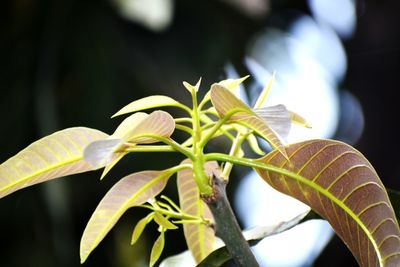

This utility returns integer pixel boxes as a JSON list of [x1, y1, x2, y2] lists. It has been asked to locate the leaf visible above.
[[150, 231, 165, 267], [177, 160, 217, 263], [289, 110, 312, 128], [84, 111, 175, 179], [80, 170, 173, 263], [112, 96, 183, 117], [131, 213, 154, 245], [254, 104, 291, 141], [246, 133, 265, 156], [255, 139, 400, 267], [210, 84, 288, 159], [183, 78, 201, 94], [154, 212, 178, 230], [0, 127, 108, 199]]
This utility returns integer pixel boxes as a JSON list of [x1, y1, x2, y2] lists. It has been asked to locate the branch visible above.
[[202, 174, 260, 267]]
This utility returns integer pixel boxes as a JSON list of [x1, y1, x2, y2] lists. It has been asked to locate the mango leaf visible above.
[[112, 96, 184, 117], [131, 212, 154, 245], [84, 110, 175, 178], [150, 231, 165, 267], [255, 139, 400, 267], [80, 170, 173, 263], [177, 160, 217, 263], [210, 84, 288, 159], [154, 212, 178, 230], [0, 127, 108, 199]]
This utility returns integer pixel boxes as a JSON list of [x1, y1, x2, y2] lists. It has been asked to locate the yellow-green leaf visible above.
[[154, 212, 178, 230], [255, 139, 400, 267], [150, 231, 165, 267], [0, 127, 108, 199], [80, 170, 173, 263], [177, 160, 216, 263], [112, 96, 183, 117], [131, 213, 154, 245]]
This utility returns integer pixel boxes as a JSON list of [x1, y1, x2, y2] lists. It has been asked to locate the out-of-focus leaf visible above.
[[289, 110, 312, 128], [131, 213, 154, 245], [112, 96, 183, 117], [150, 231, 165, 267], [80, 170, 173, 263], [210, 84, 288, 159], [253, 72, 275, 109], [177, 160, 217, 263], [160, 211, 309, 267], [154, 212, 178, 230], [255, 139, 400, 266], [84, 111, 175, 178], [0, 127, 108, 199]]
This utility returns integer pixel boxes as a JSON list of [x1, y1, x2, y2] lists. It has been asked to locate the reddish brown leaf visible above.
[[255, 139, 400, 266]]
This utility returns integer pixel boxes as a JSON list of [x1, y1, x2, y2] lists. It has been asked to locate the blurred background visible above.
[[1, 0, 400, 266]]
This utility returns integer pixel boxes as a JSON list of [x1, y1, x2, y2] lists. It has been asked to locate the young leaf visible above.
[[0, 127, 108, 199], [255, 139, 400, 267], [84, 110, 175, 178], [80, 170, 173, 263], [154, 212, 178, 230], [177, 160, 217, 263], [112, 95, 184, 117], [131, 213, 154, 245], [210, 84, 288, 159], [150, 231, 165, 267]]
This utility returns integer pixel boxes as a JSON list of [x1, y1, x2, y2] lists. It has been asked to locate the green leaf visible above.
[[154, 212, 178, 230], [177, 160, 217, 263], [131, 213, 154, 245], [255, 139, 400, 267], [246, 133, 265, 156], [210, 84, 289, 159], [112, 96, 184, 117], [0, 127, 108, 199], [150, 231, 165, 267], [80, 170, 173, 263]]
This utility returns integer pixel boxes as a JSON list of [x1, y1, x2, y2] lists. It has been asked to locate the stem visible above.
[[126, 145, 176, 153], [202, 175, 259, 267], [220, 132, 249, 180]]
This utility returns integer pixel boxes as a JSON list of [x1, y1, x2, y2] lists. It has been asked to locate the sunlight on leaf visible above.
[[255, 139, 400, 267], [177, 160, 217, 263], [112, 96, 184, 118], [0, 127, 108, 199], [80, 170, 173, 263]]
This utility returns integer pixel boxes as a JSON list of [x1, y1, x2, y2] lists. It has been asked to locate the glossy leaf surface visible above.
[[80, 170, 173, 263], [177, 160, 216, 263], [112, 95, 183, 117], [255, 139, 400, 266], [210, 84, 288, 158], [0, 127, 108, 199]]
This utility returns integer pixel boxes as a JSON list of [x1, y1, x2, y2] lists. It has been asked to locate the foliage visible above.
[[1, 76, 399, 266]]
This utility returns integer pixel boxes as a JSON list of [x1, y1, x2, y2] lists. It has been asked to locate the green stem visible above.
[[202, 175, 259, 267], [220, 132, 248, 180], [126, 145, 176, 153]]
